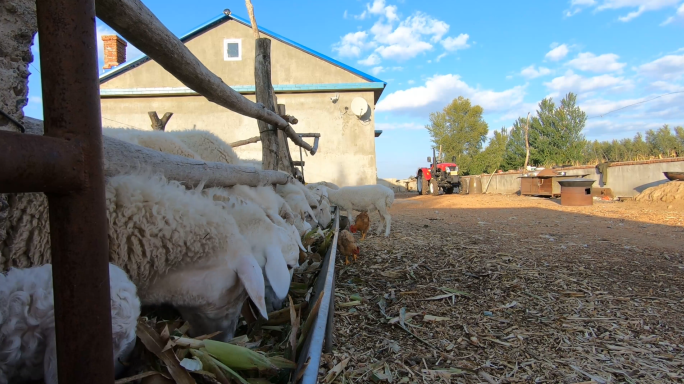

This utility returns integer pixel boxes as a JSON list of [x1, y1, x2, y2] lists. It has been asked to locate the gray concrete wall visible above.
[[461, 158, 684, 197], [100, 89, 379, 187], [378, 178, 416, 192]]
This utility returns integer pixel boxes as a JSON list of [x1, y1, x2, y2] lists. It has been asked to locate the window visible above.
[[223, 39, 242, 61]]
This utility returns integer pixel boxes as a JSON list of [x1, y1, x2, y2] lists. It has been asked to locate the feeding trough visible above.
[[558, 178, 596, 206], [664, 172, 684, 181]]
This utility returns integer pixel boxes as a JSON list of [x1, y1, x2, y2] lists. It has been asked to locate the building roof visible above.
[[99, 12, 386, 99]]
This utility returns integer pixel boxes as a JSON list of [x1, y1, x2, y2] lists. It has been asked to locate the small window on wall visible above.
[[224, 39, 242, 61]]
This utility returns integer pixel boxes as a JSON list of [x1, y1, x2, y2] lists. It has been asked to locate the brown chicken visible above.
[[337, 229, 360, 265], [349, 211, 370, 240]]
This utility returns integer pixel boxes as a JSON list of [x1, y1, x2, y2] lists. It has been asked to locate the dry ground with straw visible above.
[[324, 193, 684, 383]]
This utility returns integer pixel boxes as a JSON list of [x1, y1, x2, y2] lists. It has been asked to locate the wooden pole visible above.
[[255, 38, 279, 171], [230, 136, 261, 147], [244, 0, 260, 39], [523, 112, 530, 174], [276, 103, 295, 175], [148, 111, 173, 131], [94, 0, 316, 154]]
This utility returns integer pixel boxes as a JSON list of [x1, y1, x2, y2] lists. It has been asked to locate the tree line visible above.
[[426, 93, 684, 176]]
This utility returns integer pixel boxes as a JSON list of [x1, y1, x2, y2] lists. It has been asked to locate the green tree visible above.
[[502, 117, 528, 171], [426, 96, 489, 174], [471, 128, 509, 174], [646, 125, 681, 157], [528, 92, 587, 166]]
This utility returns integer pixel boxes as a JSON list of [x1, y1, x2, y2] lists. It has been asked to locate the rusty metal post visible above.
[[36, 0, 115, 383]]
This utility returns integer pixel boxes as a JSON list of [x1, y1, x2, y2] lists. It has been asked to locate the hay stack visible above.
[[635, 181, 684, 203]]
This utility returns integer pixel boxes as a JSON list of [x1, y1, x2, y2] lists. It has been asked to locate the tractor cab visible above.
[[416, 148, 462, 196]]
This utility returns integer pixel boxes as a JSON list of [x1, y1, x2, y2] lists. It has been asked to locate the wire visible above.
[[102, 117, 142, 129], [30, 63, 41, 75], [587, 91, 684, 119]]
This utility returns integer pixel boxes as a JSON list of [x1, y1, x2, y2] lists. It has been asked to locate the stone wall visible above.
[[0, 0, 36, 133]]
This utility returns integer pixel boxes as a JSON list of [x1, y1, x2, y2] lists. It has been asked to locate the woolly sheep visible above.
[[307, 181, 339, 190], [203, 188, 298, 312], [166, 129, 240, 165], [2, 174, 267, 341], [313, 185, 395, 237], [315, 197, 333, 229], [276, 183, 319, 229], [0, 263, 140, 384], [102, 127, 202, 160]]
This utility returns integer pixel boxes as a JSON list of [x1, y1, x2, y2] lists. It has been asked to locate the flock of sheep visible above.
[[0, 128, 395, 384]]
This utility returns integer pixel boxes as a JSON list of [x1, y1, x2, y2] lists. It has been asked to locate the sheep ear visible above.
[[264, 246, 291, 300], [235, 255, 268, 319]]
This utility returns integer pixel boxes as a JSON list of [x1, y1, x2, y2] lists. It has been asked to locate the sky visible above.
[[24, 0, 684, 179]]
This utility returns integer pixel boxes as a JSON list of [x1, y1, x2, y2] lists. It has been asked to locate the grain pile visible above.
[[324, 194, 684, 384], [636, 181, 684, 204]]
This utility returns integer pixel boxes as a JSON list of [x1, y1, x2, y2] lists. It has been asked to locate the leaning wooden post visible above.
[[255, 38, 279, 171], [148, 111, 173, 131], [276, 102, 296, 175], [523, 112, 530, 174], [245, 0, 260, 39]]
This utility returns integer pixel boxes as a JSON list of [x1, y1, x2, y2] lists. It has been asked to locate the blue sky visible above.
[[24, 0, 684, 179]]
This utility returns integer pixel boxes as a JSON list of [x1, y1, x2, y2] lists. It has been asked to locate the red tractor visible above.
[[416, 148, 461, 196]]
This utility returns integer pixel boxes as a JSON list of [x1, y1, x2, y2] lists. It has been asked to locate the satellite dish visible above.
[[350, 97, 369, 118]]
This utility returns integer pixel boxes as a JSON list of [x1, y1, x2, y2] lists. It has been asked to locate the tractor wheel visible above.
[[444, 186, 454, 194], [429, 179, 439, 196], [418, 174, 428, 195]]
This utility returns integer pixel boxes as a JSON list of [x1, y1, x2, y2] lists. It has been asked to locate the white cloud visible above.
[[436, 53, 448, 62], [441, 34, 470, 51], [407, 79, 415, 84], [371, 66, 385, 75], [332, 31, 374, 58], [343, 10, 349, 19], [544, 70, 631, 95], [564, 0, 597, 16], [662, 3, 684, 25], [638, 53, 684, 80], [520, 65, 552, 79], [376, 74, 526, 116], [650, 80, 684, 91], [29, 96, 42, 105], [545, 44, 569, 61], [358, 53, 382, 66], [376, 122, 424, 130], [585, 0, 681, 22], [566, 52, 626, 73], [333, 2, 470, 62]]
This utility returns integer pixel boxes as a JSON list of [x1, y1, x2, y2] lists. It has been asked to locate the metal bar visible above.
[[36, 1, 115, 383], [324, 273, 335, 354], [0, 131, 84, 193], [297, 208, 339, 384]]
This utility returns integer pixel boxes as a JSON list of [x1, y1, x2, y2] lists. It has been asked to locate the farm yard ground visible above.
[[325, 193, 684, 383]]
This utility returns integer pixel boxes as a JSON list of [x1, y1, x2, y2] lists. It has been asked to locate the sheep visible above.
[[165, 129, 240, 165], [315, 197, 332, 229], [307, 181, 340, 190], [202, 188, 298, 312], [102, 127, 202, 160], [0, 263, 140, 384], [276, 183, 319, 230], [2, 174, 268, 342], [312, 185, 395, 237]]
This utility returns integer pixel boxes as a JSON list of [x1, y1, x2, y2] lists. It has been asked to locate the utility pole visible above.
[[523, 112, 530, 174]]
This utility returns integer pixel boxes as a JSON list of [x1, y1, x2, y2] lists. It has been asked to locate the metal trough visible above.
[[295, 207, 339, 383]]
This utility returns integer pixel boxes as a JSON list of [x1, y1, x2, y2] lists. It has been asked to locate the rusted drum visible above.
[[469, 176, 482, 194], [558, 178, 595, 206]]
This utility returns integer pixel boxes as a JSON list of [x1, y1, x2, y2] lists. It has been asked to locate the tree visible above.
[[425, 96, 489, 174], [471, 128, 509, 174], [528, 92, 587, 166], [646, 125, 682, 157], [502, 117, 528, 170]]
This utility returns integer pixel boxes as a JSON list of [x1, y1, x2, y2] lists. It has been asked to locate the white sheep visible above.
[[313, 185, 395, 237], [203, 188, 298, 312], [2, 174, 268, 342], [307, 181, 340, 190], [276, 183, 319, 230], [102, 127, 202, 160], [0, 263, 140, 384], [166, 129, 240, 165], [315, 197, 332, 229]]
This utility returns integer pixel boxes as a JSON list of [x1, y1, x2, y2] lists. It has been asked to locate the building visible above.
[[98, 12, 386, 186]]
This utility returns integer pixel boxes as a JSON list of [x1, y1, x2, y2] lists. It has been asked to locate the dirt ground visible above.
[[326, 193, 684, 383]]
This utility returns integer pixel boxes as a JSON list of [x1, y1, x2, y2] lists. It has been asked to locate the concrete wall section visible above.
[[101, 19, 366, 90], [99, 90, 378, 187], [461, 158, 684, 197]]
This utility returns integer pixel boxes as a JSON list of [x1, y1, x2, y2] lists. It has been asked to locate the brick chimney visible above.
[[102, 35, 127, 69]]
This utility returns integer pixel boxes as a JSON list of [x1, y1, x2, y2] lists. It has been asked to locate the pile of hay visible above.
[[635, 181, 684, 203]]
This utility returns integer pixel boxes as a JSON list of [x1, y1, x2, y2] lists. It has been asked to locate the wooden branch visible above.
[[273, 96, 295, 174], [244, 0, 260, 39], [148, 111, 173, 131], [292, 161, 304, 166], [23, 118, 289, 187], [230, 136, 261, 147], [255, 38, 279, 171], [94, 0, 316, 154], [279, 114, 298, 125]]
